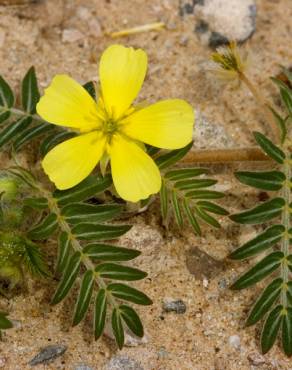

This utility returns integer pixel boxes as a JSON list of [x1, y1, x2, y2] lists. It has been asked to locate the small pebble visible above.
[[228, 335, 241, 350], [162, 299, 187, 314], [247, 352, 266, 366], [218, 278, 228, 289], [74, 364, 93, 370], [105, 355, 144, 370], [28, 345, 67, 366], [62, 28, 84, 43]]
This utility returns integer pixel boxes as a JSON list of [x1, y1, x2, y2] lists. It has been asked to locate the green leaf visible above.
[[40, 130, 76, 156], [73, 269, 94, 326], [287, 281, 292, 306], [52, 251, 81, 304], [156, 142, 193, 170], [171, 191, 183, 227], [183, 199, 201, 235], [0, 116, 32, 149], [0, 75, 14, 108], [196, 201, 228, 215], [235, 171, 286, 191], [230, 198, 285, 225], [56, 232, 71, 273], [231, 251, 283, 290], [185, 190, 224, 200], [55, 175, 112, 206], [83, 243, 140, 261], [261, 305, 283, 354], [175, 178, 217, 191], [160, 181, 168, 220], [72, 223, 131, 240], [62, 203, 123, 224], [254, 132, 285, 164], [282, 307, 292, 356], [13, 123, 53, 151], [95, 263, 147, 281], [270, 107, 287, 143], [0, 312, 13, 330], [281, 88, 292, 116], [83, 81, 96, 100], [94, 289, 107, 340], [194, 206, 220, 228], [229, 225, 285, 260], [120, 305, 144, 337], [246, 278, 283, 326], [112, 308, 124, 349], [0, 111, 10, 125], [108, 283, 152, 305], [21, 66, 40, 114], [28, 212, 58, 240], [23, 240, 50, 277], [165, 168, 208, 180], [23, 197, 48, 210]]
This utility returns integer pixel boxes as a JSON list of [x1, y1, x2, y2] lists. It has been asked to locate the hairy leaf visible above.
[[22, 66, 40, 114], [40, 130, 77, 156], [23, 241, 50, 277], [28, 212, 58, 240], [156, 142, 193, 169], [254, 132, 285, 164], [0, 111, 10, 125], [185, 190, 224, 200], [175, 178, 217, 191], [165, 168, 208, 180], [194, 206, 220, 228], [160, 181, 168, 220], [261, 305, 283, 354], [56, 232, 71, 273], [183, 199, 201, 235], [229, 225, 285, 260], [108, 283, 152, 305], [0, 116, 32, 149], [73, 270, 94, 326], [281, 88, 292, 116], [112, 308, 124, 349], [0, 75, 14, 108], [230, 198, 285, 225], [95, 263, 147, 281], [196, 201, 228, 215], [72, 223, 131, 240], [231, 251, 284, 290], [120, 304, 144, 337], [52, 251, 81, 304], [23, 197, 48, 210], [171, 190, 183, 227], [282, 307, 292, 356], [13, 123, 53, 151], [83, 243, 140, 261], [235, 171, 286, 191], [94, 288, 107, 340], [246, 278, 283, 326]]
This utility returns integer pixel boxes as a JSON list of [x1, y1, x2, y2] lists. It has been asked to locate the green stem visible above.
[[0, 105, 46, 125], [281, 151, 291, 308]]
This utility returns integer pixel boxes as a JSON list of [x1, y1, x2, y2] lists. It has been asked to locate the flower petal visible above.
[[121, 99, 194, 149], [99, 45, 147, 120], [110, 134, 161, 202], [37, 75, 101, 132], [42, 131, 106, 190]]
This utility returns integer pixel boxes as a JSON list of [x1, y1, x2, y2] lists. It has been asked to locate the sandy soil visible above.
[[0, 0, 292, 369]]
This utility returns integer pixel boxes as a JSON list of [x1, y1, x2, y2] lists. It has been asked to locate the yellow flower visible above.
[[37, 45, 194, 202]]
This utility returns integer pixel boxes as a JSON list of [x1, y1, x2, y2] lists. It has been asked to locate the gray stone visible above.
[[247, 352, 266, 366], [74, 365, 93, 370], [228, 335, 241, 350], [186, 247, 225, 279], [28, 345, 67, 366], [162, 299, 187, 314], [105, 356, 144, 370]]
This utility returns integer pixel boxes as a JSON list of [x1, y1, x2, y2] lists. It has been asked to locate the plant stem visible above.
[[280, 150, 291, 308], [182, 147, 269, 164], [0, 106, 46, 125], [239, 72, 280, 143]]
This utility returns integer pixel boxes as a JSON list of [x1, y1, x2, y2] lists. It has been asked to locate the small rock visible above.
[[186, 247, 225, 279], [105, 355, 144, 370], [203, 278, 209, 288], [162, 299, 187, 314], [74, 364, 93, 370], [88, 18, 102, 38], [218, 278, 228, 289], [62, 28, 84, 43], [228, 335, 241, 350], [28, 345, 67, 366], [247, 352, 266, 366]]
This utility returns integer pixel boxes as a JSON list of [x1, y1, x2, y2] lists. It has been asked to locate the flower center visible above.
[[103, 119, 118, 135]]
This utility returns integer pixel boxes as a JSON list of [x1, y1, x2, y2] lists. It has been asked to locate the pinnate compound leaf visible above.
[[95, 263, 147, 281], [108, 283, 152, 305], [0, 116, 32, 149], [83, 243, 140, 261], [28, 212, 58, 240], [282, 307, 292, 357], [23, 241, 50, 277], [55, 175, 112, 206], [160, 181, 168, 220], [0, 75, 14, 108], [0, 111, 10, 125], [183, 199, 201, 236], [175, 178, 217, 191], [229, 225, 285, 260], [13, 123, 53, 151], [281, 88, 292, 116], [156, 142, 193, 169], [196, 201, 228, 215], [254, 132, 285, 164], [73, 270, 94, 326], [246, 278, 283, 326], [171, 191, 183, 227], [40, 130, 77, 156], [261, 305, 283, 354], [72, 223, 131, 241], [62, 203, 123, 224], [120, 304, 144, 337], [194, 205, 220, 228], [22, 66, 40, 114], [231, 251, 284, 290], [52, 251, 81, 304], [56, 231, 71, 273], [94, 289, 107, 340], [270, 107, 287, 143], [23, 197, 48, 210], [230, 198, 285, 225], [235, 171, 286, 191], [185, 190, 224, 200], [165, 168, 208, 180], [112, 308, 124, 349]]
